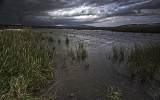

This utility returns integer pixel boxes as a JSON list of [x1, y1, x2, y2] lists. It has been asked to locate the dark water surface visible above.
[[36, 29, 160, 100]]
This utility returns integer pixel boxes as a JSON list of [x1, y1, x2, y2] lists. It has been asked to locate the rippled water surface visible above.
[[36, 29, 160, 100]]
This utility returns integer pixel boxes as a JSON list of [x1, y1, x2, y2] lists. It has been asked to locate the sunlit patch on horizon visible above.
[[73, 15, 98, 20], [95, 17, 117, 23]]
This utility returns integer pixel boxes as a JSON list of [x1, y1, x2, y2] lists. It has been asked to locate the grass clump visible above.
[[107, 86, 122, 100], [77, 43, 87, 60], [48, 36, 54, 42], [109, 43, 160, 82], [58, 38, 61, 44], [84, 59, 89, 68], [128, 43, 160, 82], [68, 48, 76, 60], [65, 35, 69, 44], [110, 45, 125, 63], [0, 29, 54, 99]]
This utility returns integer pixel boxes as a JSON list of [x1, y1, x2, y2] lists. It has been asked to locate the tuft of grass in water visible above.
[[0, 29, 54, 99], [111, 45, 125, 63], [41, 36, 45, 40], [79, 42, 84, 48], [107, 86, 122, 100], [52, 45, 55, 50], [77, 43, 87, 60], [109, 43, 160, 82], [84, 59, 89, 68], [112, 46, 119, 62], [65, 35, 69, 44], [68, 48, 76, 60], [81, 48, 87, 60], [128, 43, 160, 82], [68, 45, 88, 61], [48, 36, 54, 42], [119, 46, 125, 63], [58, 38, 61, 44]]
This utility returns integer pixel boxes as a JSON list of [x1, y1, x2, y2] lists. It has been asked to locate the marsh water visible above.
[[36, 29, 160, 100]]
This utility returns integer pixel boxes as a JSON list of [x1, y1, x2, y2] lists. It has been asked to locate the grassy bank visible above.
[[109, 43, 160, 82], [68, 25, 160, 33], [0, 29, 54, 99]]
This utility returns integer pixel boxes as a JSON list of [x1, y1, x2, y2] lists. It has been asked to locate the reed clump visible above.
[[0, 29, 54, 99], [109, 43, 160, 82], [110, 45, 125, 63], [58, 38, 61, 44], [77, 43, 87, 60], [48, 36, 54, 42], [65, 35, 69, 44]]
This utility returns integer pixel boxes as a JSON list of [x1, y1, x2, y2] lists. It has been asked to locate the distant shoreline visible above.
[[0, 23, 160, 33]]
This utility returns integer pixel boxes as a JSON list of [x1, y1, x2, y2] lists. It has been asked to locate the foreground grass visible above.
[[109, 43, 160, 82], [0, 29, 54, 99]]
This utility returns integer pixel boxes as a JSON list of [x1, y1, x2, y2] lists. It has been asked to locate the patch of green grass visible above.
[[0, 29, 54, 99], [109, 43, 160, 82], [107, 86, 122, 100]]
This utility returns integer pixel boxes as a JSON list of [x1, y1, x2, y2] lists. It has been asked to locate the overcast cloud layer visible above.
[[0, 0, 160, 26]]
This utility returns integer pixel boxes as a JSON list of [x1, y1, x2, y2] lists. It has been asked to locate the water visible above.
[[36, 29, 160, 100]]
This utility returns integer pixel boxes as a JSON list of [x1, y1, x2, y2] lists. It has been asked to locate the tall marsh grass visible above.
[[68, 43, 88, 61], [65, 35, 69, 44], [77, 43, 87, 60], [109, 43, 160, 82], [0, 29, 54, 99], [58, 38, 61, 44]]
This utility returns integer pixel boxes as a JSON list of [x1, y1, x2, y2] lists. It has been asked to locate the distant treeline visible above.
[[1, 24, 160, 33]]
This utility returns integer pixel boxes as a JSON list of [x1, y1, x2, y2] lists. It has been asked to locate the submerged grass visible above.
[[109, 43, 160, 82], [107, 85, 122, 100], [0, 29, 54, 99]]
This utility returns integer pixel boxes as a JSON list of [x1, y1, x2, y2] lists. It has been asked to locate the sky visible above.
[[0, 0, 160, 27]]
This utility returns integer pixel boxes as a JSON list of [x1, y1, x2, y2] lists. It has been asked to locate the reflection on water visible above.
[[36, 29, 160, 100]]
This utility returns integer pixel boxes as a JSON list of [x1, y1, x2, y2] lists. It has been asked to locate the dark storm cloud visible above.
[[0, 0, 85, 24], [0, 0, 160, 26], [0, 0, 77, 16]]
